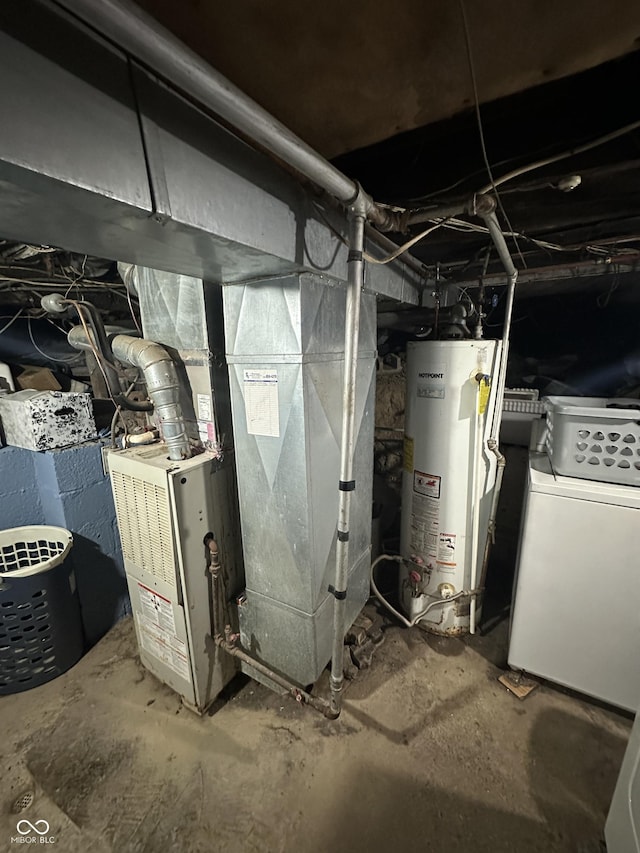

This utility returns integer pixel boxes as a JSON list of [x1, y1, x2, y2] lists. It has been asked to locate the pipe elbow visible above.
[[111, 333, 191, 461]]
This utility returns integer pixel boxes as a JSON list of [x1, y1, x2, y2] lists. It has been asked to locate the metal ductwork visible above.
[[52, 0, 403, 231]]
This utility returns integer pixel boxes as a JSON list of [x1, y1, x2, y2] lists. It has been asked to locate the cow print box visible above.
[[0, 390, 96, 451]]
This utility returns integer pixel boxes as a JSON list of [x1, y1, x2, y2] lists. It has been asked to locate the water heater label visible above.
[[477, 377, 491, 416], [243, 369, 280, 437], [414, 470, 441, 499], [410, 492, 439, 562], [417, 363, 445, 399], [437, 532, 457, 566]]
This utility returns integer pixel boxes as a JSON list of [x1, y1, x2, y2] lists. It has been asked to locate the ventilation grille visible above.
[[111, 471, 176, 587]]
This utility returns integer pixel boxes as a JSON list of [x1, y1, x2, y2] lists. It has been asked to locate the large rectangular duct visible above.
[[224, 273, 376, 685], [130, 267, 232, 451]]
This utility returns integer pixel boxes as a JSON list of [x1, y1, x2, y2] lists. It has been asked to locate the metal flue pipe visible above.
[[53, 0, 401, 231], [110, 335, 191, 461], [68, 325, 191, 460]]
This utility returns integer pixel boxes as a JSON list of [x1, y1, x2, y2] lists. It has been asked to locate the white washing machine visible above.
[[508, 451, 640, 711], [606, 702, 640, 852]]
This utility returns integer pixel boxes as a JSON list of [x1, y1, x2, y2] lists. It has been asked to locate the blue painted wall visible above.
[[0, 441, 130, 645], [0, 445, 45, 527]]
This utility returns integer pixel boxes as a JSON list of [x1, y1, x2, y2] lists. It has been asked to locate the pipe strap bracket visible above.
[[337, 530, 349, 542], [339, 480, 356, 491], [328, 585, 347, 601]]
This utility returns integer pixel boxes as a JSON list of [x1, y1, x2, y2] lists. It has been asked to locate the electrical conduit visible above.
[[471, 197, 518, 632], [328, 197, 366, 717]]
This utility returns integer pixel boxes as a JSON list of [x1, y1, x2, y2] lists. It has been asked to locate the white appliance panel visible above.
[[508, 452, 640, 711]]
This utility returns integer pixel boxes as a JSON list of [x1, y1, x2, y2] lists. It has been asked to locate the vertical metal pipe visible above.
[[329, 206, 366, 717], [477, 208, 518, 442], [473, 202, 518, 634]]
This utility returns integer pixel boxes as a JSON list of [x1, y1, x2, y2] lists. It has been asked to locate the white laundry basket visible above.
[[544, 396, 640, 486], [0, 526, 84, 693]]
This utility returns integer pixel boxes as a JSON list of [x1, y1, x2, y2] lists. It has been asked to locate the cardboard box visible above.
[[15, 366, 61, 392], [0, 390, 96, 451]]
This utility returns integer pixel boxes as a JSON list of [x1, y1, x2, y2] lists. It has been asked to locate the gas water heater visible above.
[[400, 340, 503, 635]]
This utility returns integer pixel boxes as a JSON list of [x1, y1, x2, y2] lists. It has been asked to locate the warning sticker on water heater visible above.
[[413, 470, 441, 499], [437, 532, 457, 566], [243, 369, 280, 437], [410, 493, 439, 562], [136, 584, 191, 683]]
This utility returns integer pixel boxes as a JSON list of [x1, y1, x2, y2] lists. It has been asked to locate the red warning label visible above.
[[413, 470, 441, 499]]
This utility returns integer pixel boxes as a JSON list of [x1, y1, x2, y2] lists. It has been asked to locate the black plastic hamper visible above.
[[0, 525, 84, 694]]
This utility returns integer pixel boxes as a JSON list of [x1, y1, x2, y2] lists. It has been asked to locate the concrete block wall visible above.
[[0, 445, 45, 527], [0, 441, 130, 645]]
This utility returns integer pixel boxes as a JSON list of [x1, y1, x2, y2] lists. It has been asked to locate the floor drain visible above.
[[11, 790, 34, 814]]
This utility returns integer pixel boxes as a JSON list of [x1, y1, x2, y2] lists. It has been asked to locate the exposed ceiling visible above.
[[133, 0, 640, 288], [135, 0, 640, 159], [1, 0, 639, 395]]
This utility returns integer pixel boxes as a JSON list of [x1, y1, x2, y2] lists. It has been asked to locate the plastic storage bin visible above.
[[0, 526, 84, 693], [501, 388, 546, 446], [545, 396, 640, 486]]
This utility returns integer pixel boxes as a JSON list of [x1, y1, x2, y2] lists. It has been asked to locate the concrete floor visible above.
[[0, 611, 630, 853]]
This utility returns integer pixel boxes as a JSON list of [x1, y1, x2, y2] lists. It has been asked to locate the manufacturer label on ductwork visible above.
[[197, 393, 212, 421], [243, 369, 280, 437]]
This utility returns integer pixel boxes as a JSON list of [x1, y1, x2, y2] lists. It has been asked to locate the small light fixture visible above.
[[556, 174, 582, 192]]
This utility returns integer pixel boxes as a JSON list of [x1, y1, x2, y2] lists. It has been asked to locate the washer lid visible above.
[[529, 451, 640, 508]]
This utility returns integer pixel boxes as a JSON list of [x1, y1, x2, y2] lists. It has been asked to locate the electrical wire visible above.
[[0, 274, 132, 304], [430, 215, 630, 258], [67, 300, 120, 401], [312, 198, 445, 265], [62, 254, 87, 298], [370, 554, 480, 628], [364, 222, 445, 264], [596, 266, 621, 308], [26, 316, 80, 364], [0, 308, 24, 335], [110, 380, 135, 448], [405, 118, 640, 206], [478, 119, 640, 195], [126, 284, 142, 334], [457, 0, 527, 269], [403, 139, 573, 204]]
